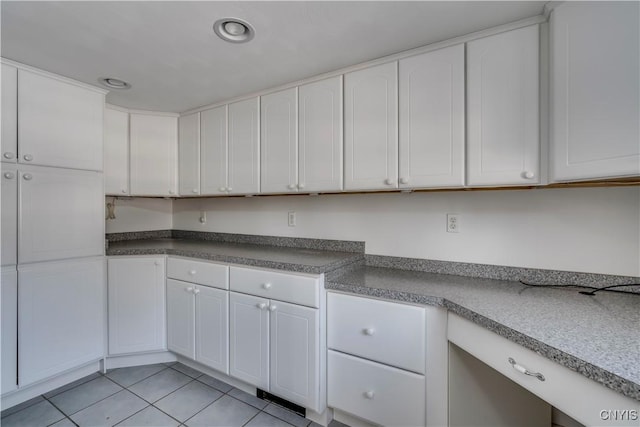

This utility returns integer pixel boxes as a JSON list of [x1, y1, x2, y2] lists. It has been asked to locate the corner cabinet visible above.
[[466, 25, 540, 186], [550, 2, 640, 181]]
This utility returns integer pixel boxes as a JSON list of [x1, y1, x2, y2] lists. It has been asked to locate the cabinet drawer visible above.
[[328, 292, 425, 373], [167, 257, 228, 289], [328, 350, 425, 427], [230, 266, 320, 308]]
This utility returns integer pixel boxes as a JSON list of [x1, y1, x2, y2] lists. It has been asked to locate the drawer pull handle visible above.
[[364, 390, 375, 399], [363, 328, 375, 336], [262, 283, 272, 290], [189, 270, 197, 275], [508, 358, 545, 382]]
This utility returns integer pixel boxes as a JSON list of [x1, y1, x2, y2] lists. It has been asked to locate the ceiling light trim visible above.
[[213, 18, 255, 43], [98, 77, 131, 90]]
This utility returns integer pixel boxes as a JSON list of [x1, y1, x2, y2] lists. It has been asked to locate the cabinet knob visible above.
[[363, 328, 375, 336], [521, 171, 535, 180], [262, 283, 272, 290], [269, 304, 277, 312], [3, 172, 15, 179], [188, 270, 197, 276], [121, 189, 127, 194], [400, 177, 409, 185], [186, 287, 194, 293], [257, 302, 267, 310], [218, 187, 226, 192], [193, 288, 200, 295], [288, 184, 296, 190], [364, 390, 375, 399], [168, 190, 175, 195], [298, 183, 305, 190], [23, 154, 33, 162], [22, 173, 33, 181], [3, 152, 15, 160], [226, 187, 232, 192], [384, 178, 393, 186], [192, 189, 198, 193]]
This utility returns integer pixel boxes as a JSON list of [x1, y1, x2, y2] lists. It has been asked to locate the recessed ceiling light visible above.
[[98, 77, 131, 90], [213, 18, 255, 43]]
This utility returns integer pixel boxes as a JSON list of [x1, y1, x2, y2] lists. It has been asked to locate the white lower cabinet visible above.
[[108, 257, 166, 355], [1, 267, 18, 394], [18, 258, 105, 387]]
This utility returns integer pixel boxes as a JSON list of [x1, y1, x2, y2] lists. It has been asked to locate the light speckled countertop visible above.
[[326, 266, 640, 402]]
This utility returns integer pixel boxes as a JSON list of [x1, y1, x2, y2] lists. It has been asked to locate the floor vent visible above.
[[256, 389, 306, 418]]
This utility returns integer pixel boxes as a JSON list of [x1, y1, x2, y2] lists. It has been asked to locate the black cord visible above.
[[519, 280, 640, 296]]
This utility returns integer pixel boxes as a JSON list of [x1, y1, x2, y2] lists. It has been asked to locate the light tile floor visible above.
[[1, 363, 348, 427]]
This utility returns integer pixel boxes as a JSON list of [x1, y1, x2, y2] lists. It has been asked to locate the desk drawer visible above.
[[328, 292, 425, 373], [167, 257, 228, 289]]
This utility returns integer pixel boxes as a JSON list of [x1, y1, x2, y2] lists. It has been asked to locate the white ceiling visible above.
[[1, 1, 547, 113]]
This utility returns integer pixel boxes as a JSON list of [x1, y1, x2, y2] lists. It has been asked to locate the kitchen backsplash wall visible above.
[[105, 197, 172, 233]]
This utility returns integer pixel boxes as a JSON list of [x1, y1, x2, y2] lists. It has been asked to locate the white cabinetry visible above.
[[1, 165, 17, 266], [200, 106, 228, 195], [108, 257, 166, 355], [467, 25, 539, 186], [399, 45, 465, 188], [550, 2, 640, 181], [18, 258, 105, 387], [1, 268, 18, 394], [1, 63, 17, 163], [104, 106, 129, 195], [345, 62, 398, 191], [18, 166, 104, 264], [130, 113, 178, 196], [178, 112, 200, 195], [17, 69, 104, 171]]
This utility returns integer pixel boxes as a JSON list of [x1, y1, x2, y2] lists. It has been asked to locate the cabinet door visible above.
[[1, 165, 17, 266], [345, 62, 398, 191], [467, 25, 539, 186], [261, 88, 297, 194], [298, 76, 343, 193], [1, 63, 17, 163], [399, 45, 465, 188], [18, 70, 104, 171], [130, 113, 178, 196], [166, 279, 195, 359], [228, 98, 260, 195], [270, 301, 319, 411], [18, 258, 105, 386], [551, 2, 640, 181], [104, 107, 129, 195], [196, 285, 229, 374], [229, 292, 269, 390], [108, 257, 166, 355], [19, 166, 104, 264], [179, 112, 201, 196], [1, 268, 17, 394], [200, 106, 228, 195]]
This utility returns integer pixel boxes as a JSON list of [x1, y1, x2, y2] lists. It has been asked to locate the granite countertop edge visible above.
[[324, 280, 640, 402]]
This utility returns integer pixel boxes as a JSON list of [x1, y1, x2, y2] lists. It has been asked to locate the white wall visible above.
[[172, 187, 640, 277], [105, 197, 172, 233]]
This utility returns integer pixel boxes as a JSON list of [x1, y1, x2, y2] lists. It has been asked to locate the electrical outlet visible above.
[[288, 211, 296, 227], [447, 213, 460, 233]]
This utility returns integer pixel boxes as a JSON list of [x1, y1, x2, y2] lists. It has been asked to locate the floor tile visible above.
[[197, 375, 233, 393], [245, 411, 293, 427], [170, 363, 203, 379], [1, 400, 65, 427], [227, 388, 268, 409], [43, 372, 102, 399], [50, 418, 77, 427], [327, 420, 350, 427], [154, 380, 223, 422], [184, 395, 259, 427], [106, 364, 168, 388], [116, 406, 180, 427], [264, 403, 311, 427], [70, 390, 147, 427], [1, 395, 45, 418], [128, 369, 192, 403], [50, 376, 122, 415]]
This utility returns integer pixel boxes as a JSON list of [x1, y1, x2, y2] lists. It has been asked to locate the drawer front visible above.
[[328, 350, 426, 427], [328, 292, 426, 373], [167, 257, 229, 289], [230, 266, 320, 308]]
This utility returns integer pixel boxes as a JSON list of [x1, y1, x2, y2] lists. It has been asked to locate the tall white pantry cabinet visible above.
[[0, 59, 106, 399]]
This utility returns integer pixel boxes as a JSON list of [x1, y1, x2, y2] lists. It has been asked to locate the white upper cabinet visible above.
[[1, 165, 17, 266], [399, 45, 465, 188], [1, 63, 17, 163], [261, 88, 298, 194], [18, 69, 104, 171], [130, 113, 178, 196], [200, 105, 228, 195], [19, 166, 104, 264], [178, 112, 201, 195], [104, 107, 129, 195], [228, 97, 260, 195], [299, 76, 343, 193], [345, 62, 398, 191], [550, 2, 640, 181], [466, 25, 540, 186]]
